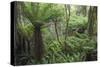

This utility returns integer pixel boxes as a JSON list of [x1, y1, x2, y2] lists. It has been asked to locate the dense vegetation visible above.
[[13, 2, 97, 65]]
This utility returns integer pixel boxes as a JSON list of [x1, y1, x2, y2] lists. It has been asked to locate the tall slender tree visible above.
[[88, 6, 97, 37]]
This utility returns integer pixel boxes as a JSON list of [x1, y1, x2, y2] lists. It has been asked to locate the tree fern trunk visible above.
[[34, 23, 44, 62]]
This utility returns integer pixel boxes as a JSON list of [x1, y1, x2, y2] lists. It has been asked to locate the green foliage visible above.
[[66, 34, 96, 52], [22, 2, 64, 24], [69, 14, 88, 29], [16, 2, 97, 65], [36, 34, 96, 63], [25, 33, 96, 64], [16, 21, 33, 38]]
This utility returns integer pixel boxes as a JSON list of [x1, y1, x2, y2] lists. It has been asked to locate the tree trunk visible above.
[[76, 6, 81, 16], [82, 6, 87, 16], [33, 23, 44, 62], [62, 5, 71, 53], [88, 6, 97, 37], [54, 20, 62, 45], [64, 4, 70, 40]]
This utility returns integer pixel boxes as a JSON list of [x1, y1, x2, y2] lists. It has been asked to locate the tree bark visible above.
[[54, 20, 62, 45], [87, 6, 97, 37], [64, 4, 70, 41], [33, 23, 44, 62]]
